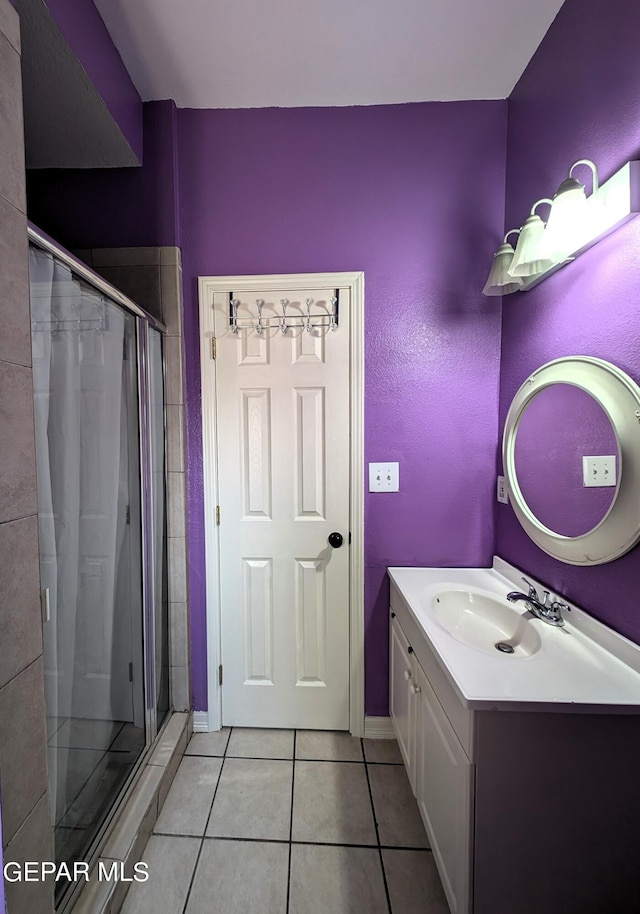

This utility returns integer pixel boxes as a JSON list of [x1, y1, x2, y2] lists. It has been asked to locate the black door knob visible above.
[[328, 532, 343, 548]]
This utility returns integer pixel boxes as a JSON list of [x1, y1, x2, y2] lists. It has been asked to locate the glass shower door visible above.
[[30, 246, 146, 883]]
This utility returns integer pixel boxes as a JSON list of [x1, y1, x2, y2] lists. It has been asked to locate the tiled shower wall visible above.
[[78, 246, 191, 712], [0, 2, 55, 912]]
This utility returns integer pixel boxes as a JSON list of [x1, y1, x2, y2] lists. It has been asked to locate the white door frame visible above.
[[197, 272, 365, 736]]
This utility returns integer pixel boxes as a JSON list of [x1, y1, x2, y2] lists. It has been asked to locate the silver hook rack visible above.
[[228, 292, 339, 333], [31, 296, 109, 333]]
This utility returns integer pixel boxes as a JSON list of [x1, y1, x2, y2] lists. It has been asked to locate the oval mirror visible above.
[[503, 357, 640, 565], [514, 383, 618, 537]]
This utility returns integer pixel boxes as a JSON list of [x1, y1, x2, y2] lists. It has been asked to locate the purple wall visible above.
[[27, 100, 179, 250], [16, 0, 640, 720], [177, 102, 506, 715], [497, 0, 640, 643], [42, 0, 142, 160]]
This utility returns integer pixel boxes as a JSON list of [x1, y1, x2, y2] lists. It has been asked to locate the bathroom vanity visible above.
[[388, 560, 640, 914]]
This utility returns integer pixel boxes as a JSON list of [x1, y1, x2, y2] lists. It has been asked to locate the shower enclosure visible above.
[[28, 229, 170, 902]]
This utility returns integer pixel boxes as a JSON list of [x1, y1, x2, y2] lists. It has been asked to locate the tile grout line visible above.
[[106, 720, 127, 752], [46, 716, 68, 744], [180, 726, 232, 914], [362, 738, 394, 914], [153, 832, 430, 853], [54, 745, 116, 826], [185, 752, 401, 765], [0, 652, 44, 693], [285, 730, 297, 914]]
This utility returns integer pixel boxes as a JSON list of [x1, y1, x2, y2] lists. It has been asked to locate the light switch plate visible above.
[[582, 455, 617, 487], [497, 475, 509, 504], [369, 462, 399, 492]]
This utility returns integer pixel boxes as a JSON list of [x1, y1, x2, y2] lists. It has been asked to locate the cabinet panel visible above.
[[390, 614, 416, 789], [390, 582, 474, 757], [415, 662, 473, 914]]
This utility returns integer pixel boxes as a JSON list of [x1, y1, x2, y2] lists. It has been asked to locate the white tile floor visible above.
[[122, 729, 450, 914]]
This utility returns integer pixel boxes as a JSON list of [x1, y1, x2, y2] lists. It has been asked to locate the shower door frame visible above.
[[28, 226, 171, 906]]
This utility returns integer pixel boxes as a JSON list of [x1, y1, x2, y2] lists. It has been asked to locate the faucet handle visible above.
[[542, 589, 571, 614], [522, 577, 538, 600]]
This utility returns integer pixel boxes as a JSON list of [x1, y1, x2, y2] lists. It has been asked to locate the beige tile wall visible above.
[[160, 249, 191, 713], [0, 2, 55, 911], [0, 8, 188, 910]]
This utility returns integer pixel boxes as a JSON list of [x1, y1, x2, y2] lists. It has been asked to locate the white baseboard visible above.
[[195, 710, 393, 738], [364, 716, 395, 739], [192, 710, 210, 732]]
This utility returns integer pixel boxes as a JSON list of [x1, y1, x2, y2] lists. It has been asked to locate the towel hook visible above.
[[280, 298, 289, 333], [230, 298, 239, 333], [329, 296, 338, 332]]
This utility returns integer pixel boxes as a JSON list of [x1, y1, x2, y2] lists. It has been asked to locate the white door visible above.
[[211, 289, 351, 729]]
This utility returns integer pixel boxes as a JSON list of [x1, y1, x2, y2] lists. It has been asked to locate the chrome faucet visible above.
[[507, 577, 570, 628]]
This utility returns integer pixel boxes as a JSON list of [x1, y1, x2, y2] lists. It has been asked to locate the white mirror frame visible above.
[[503, 356, 640, 565]]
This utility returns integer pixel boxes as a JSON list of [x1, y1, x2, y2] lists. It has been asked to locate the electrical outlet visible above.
[[497, 475, 509, 504], [369, 462, 399, 492], [582, 455, 617, 488]]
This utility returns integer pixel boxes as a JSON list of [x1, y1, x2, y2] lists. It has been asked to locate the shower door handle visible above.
[[41, 587, 51, 624]]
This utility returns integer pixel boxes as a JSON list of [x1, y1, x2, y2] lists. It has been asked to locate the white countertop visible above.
[[387, 557, 640, 712]]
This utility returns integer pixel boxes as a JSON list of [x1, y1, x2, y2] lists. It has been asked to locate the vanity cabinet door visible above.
[[389, 614, 416, 789], [415, 661, 473, 914]]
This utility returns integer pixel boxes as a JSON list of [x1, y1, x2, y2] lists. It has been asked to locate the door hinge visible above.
[[210, 337, 217, 360], [125, 504, 131, 525], [218, 664, 223, 686], [216, 505, 221, 526], [128, 662, 133, 682]]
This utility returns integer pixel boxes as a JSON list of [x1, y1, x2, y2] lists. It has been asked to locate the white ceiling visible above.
[[93, 0, 565, 109]]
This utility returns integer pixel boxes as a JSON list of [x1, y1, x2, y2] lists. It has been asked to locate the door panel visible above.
[[416, 662, 473, 914], [241, 389, 272, 517], [242, 557, 274, 683], [295, 387, 325, 517], [295, 557, 327, 684], [214, 289, 350, 729]]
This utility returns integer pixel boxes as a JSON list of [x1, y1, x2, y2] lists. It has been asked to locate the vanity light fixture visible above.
[[483, 157, 640, 295], [482, 230, 523, 296]]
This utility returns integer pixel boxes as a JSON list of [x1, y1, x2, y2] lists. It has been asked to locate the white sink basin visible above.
[[387, 561, 640, 710], [431, 590, 542, 657]]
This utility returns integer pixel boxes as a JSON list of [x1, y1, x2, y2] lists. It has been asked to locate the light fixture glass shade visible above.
[[539, 176, 590, 261], [482, 241, 523, 296], [486, 159, 639, 295], [508, 213, 557, 277]]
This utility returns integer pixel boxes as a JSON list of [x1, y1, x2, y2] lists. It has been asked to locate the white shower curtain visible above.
[[30, 247, 131, 822]]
